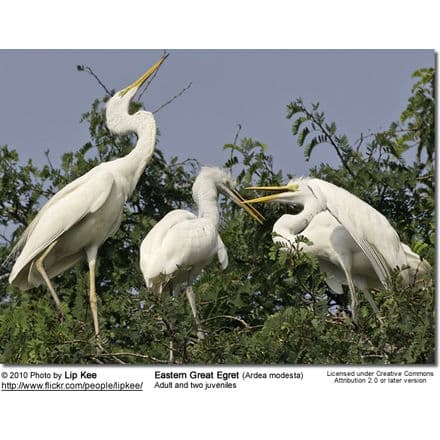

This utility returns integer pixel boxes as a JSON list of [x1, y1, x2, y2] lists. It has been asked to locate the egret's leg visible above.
[[168, 315, 174, 364], [345, 277, 359, 324], [85, 247, 100, 338], [35, 240, 62, 311], [361, 288, 384, 325], [338, 256, 358, 324], [169, 340, 174, 364], [354, 277, 384, 324], [185, 286, 205, 340], [88, 259, 100, 337], [334, 252, 358, 324]]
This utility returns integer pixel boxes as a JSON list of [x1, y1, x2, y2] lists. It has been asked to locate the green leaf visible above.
[[297, 127, 310, 146]]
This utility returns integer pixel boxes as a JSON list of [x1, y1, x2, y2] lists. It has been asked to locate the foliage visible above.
[[0, 67, 435, 365]]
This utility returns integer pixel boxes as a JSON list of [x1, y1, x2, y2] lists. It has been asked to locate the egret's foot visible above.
[[350, 311, 358, 326], [346, 305, 359, 328], [376, 314, 386, 327], [94, 334, 107, 353], [327, 310, 352, 326], [348, 313, 358, 330], [57, 309, 65, 322], [343, 308, 358, 329]]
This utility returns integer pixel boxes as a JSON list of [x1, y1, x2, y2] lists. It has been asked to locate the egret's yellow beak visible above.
[[119, 53, 169, 97], [246, 183, 299, 192], [232, 188, 266, 224], [220, 186, 265, 224], [244, 183, 299, 204]]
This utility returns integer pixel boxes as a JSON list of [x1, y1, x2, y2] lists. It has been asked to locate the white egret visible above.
[[140, 166, 264, 343], [7, 55, 168, 337], [245, 177, 431, 322]]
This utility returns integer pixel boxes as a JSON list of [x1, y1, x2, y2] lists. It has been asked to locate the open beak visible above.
[[220, 185, 265, 224], [244, 183, 299, 205], [119, 53, 169, 97]]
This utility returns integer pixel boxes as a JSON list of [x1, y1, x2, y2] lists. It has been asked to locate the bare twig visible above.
[[202, 314, 252, 330], [90, 356, 105, 365], [44, 149, 55, 171], [109, 355, 127, 365], [355, 132, 364, 152], [153, 82, 192, 114], [137, 73, 158, 102], [228, 124, 242, 174], [232, 124, 242, 146], [78, 65, 112, 96], [416, 173, 434, 181], [95, 351, 169, 364], [168, 157, 200, 170], [0, 232, 12, 245], [59, 339, 89, 345]]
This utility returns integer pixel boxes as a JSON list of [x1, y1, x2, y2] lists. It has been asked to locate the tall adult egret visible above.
[[140, 166, 264, 343], [7, 55, 167, 337], [245, 177, 431, 322]]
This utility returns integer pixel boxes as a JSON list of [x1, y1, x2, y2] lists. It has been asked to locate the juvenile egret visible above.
[[7, 55, 167, 337], [245, 177, 431, 322], [140, 166, 264, 342]]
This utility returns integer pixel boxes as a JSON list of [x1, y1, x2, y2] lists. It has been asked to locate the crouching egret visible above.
[[7, 55, 168, 338], [140, 166, 264, 346], [245, 177, 431, 323]]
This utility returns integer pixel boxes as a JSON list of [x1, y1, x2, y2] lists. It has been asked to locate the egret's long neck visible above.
[[273, 195, 323, 249], [193, 180, 220, 228], [273, 215, 306, 249], [118, 118, 156, 196]]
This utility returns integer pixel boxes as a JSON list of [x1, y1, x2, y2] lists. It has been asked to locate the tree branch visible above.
[[77, 65, 112, 96], [232, 124, 242, 146], [228, 124, 242, 174], [202, 314, 252, 330], [44, 149, 55, 171], [94, 351, 169, 364], [90, 356, 105, 365], [0, 232, 12, 245], [153, 82, 192, 114]]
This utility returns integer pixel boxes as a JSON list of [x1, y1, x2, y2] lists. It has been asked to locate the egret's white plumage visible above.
[[140, 166, 263, 339], [246, 177, 431, 322], [141, 209, 228, 291], [7, 55, 167, 336]]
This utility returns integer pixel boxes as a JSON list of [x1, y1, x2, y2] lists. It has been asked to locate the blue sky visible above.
[[0, 50, 434, 178]]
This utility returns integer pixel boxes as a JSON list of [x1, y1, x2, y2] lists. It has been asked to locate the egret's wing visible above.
[[8, 164, 108, 258], [140, 210, 197, 285], [9, 170, 116, 282], [140, 210, 196, 260], [308, 179, 405, 286], [140, 212, 219, 284], [318, 260, 344, 294], [216, 236, 228, 270]]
